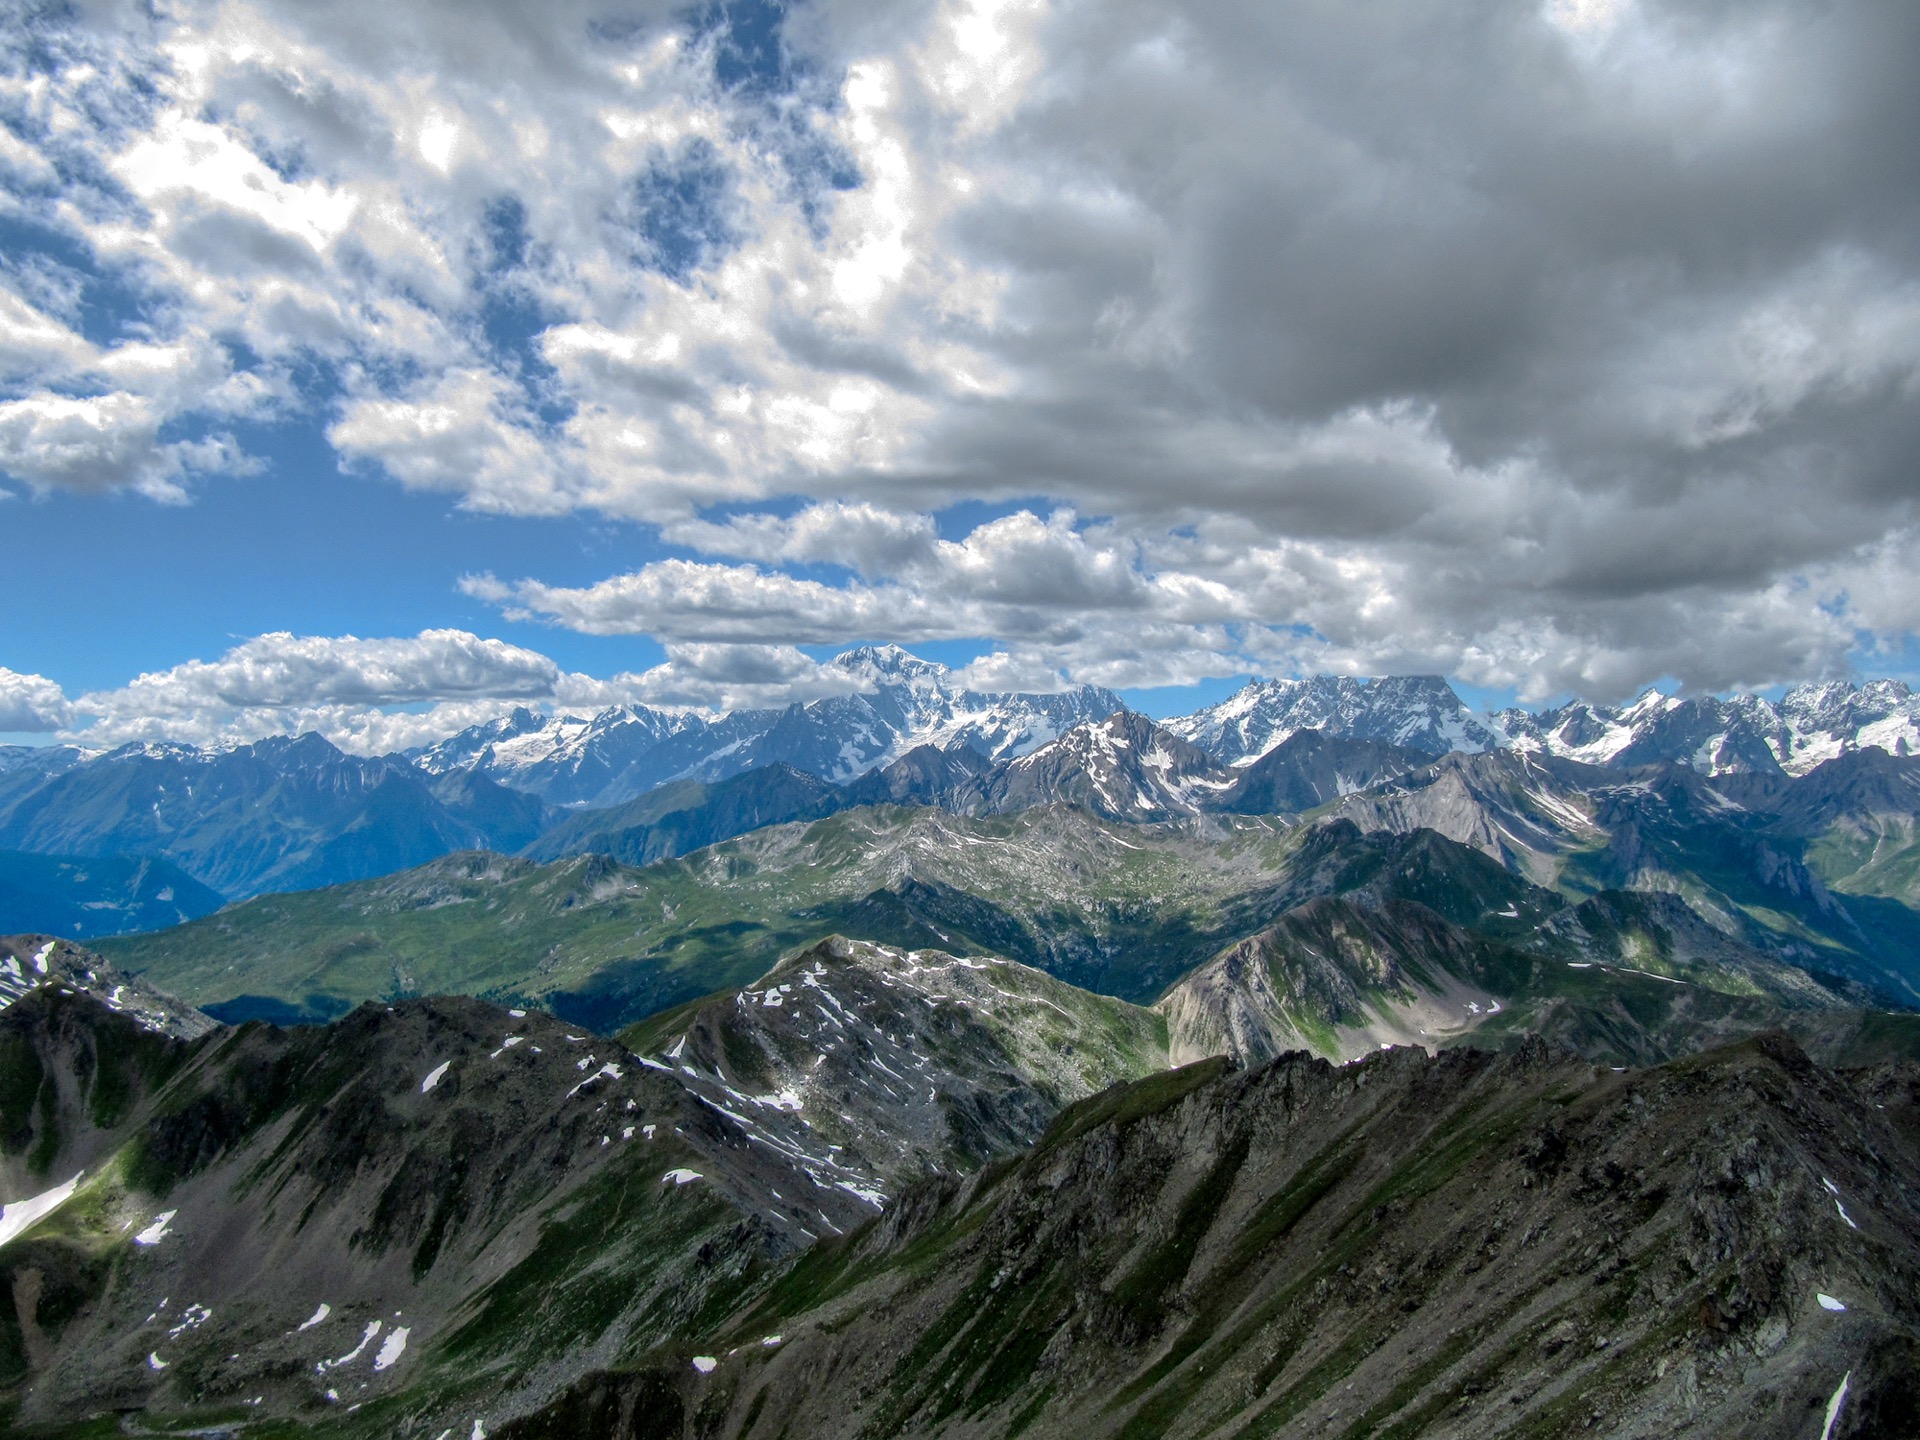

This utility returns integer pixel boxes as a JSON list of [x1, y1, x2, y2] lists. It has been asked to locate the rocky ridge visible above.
[[506, 1032, 1920, 1440]]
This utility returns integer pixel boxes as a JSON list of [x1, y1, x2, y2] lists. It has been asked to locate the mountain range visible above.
[[5, 650, 1920, 919], [99, 742, 1920, 1066], [1, 932, 1912, 1438], [410, 645, 1126, 807]]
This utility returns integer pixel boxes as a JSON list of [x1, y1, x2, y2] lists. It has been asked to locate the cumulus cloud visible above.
[[65, 630, 602, 752], [0, 668, 72, 732], [82, 629, 564, 715], [0, 393, 249, 501], [4, 0, 1920, 694], [51, 629, 905, 751]]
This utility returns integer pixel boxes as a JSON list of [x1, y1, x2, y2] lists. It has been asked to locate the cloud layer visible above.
[[2, 0, 1918, 699], [15, 628, 898, 752]]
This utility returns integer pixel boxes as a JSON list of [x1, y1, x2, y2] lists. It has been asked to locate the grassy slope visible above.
[[100, 809, 1301, 1028]]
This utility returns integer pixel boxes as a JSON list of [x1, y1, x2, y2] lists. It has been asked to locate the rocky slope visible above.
[[1319, 751, 1920, 1005], [1212, 729, 1430, 815], [506, 1033, 1920, 1440], [0, 934, 1162, 1436], [970, 711, 1235, 822], [0, 933, 214, 1045], [620, 936, 1169, 1218]]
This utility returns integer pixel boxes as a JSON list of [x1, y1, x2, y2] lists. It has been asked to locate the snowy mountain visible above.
[[1165, 674, 1512, 766], [972, 710, 1234, 821], [1169, 673, 1920, 778], [412, 645, 1125, 808], [1499, 679, 1920, 776]]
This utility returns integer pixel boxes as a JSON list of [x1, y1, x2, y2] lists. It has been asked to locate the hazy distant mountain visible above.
[[0, 733, 555, 898], [0, 850, 224, 939], [0, 744, 83, 810], [413, 645, 1125, 808]]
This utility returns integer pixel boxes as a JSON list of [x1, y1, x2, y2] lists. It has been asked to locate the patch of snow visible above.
[[296, 1302, 331, 1332], [761, 1334, 784, 1347], [420, 1061, 451, 1093], [692, 1356, 717, 1373], [662, 1169, 702, 1186], [0, 1171, 83, 1248], [1817, 1294, 1847, 1311], [1834, 1199, 1858, 1230], [509, 1008, 526, 1017], [1819, 1372, 1852, 1440], [133, 1210, 177, 1246], [318, 1320, 382, 1371], [373, 1326, 410, 1371], [30, 942, 52, 974], [148, 1351, 167, 1370], [167, 1303, 211, 1338]]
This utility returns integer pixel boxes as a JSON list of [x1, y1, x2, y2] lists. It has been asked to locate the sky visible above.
[[2, 0, 1917, 751]]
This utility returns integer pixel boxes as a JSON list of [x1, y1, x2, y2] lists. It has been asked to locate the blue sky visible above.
[[3, 0, 1916, 750]]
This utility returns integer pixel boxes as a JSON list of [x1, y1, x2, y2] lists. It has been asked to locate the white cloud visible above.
[[0, 669, 73, 732], [3, 0, 1919, 694], [61, 629, 600, 751], [50, 628, 872, 751], [0, 392, 246, 501], [77, 629, 563, 718]]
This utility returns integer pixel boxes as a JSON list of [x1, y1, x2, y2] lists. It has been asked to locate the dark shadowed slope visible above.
[[509, 1034, 1920, 1440]]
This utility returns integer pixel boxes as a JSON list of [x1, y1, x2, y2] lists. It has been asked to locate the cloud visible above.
[[64, 629, 589, 750], [660, 500, 940, 576], [50, 628, 896, 751], [0, 669, 72, 732], [4, 0, 1920, 693], [0, 393, 248, 501], [85, 629, 564, 712]]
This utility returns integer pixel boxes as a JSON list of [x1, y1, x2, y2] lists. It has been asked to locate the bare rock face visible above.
[[517, 1034, 1920, 1440]]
